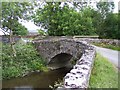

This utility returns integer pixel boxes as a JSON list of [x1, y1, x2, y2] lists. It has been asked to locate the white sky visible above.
[[0, 28, 9, 35], [0, 28, 4, 35], [113, 0, 119, 13], [19, 20, 39, 32]]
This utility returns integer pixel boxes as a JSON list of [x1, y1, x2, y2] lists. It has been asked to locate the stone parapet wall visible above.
[[34, 36, 119, 46], [73, 38, 119, 46], [63, 41, 96, 89]]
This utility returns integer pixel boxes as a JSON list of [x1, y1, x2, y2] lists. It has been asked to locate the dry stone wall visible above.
[[57, 41, 96, 89], [73, 38, 119, 46], [63, 42, 96, 89]]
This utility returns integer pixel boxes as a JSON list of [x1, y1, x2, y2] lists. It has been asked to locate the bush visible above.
[[38, 29, 47, 36], [2, 42, 47, 80]]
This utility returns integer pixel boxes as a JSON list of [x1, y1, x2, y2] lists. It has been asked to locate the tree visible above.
[[2, 19, 28, 36], [79, 7, 97, 35], [101, 13, 118, 39], [33, 2, 96, 36], [2, 2, 33, 35], [96, 1, 115, 38], [96, 1, 114, 19], [118, 12, 120, 39], [2, 2, 33, 56], [33, 1, 118, 39]]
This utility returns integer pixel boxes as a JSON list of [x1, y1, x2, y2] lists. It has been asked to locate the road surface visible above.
[[93, 45, 120, 70]]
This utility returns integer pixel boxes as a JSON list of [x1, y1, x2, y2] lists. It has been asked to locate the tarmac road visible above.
[[93, 45, 120, 70]]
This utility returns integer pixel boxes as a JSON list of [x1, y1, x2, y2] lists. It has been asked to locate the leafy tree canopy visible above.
[[2, 2, 33, 35], [33, 2, 97, 36]]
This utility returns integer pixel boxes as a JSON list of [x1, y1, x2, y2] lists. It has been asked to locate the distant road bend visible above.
[[93, 45, 120, 70]]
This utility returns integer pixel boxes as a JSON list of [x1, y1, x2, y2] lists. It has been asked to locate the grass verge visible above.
[[1, 41, 48, 80], [92, 42, 120, 51], [89, 53, 118, 88]]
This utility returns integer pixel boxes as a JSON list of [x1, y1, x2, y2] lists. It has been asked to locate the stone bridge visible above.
[[33, 37, 96, 88], [33, 37, 91, 69]]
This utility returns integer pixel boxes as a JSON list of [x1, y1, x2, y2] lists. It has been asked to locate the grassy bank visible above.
[[89, 53, 118, 88], [92, 42, 120, 51], [2, 41, 48, 80]]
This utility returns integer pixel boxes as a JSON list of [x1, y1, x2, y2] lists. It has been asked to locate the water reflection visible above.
[[14, 86, 33, 90], [2, 67, 71, 90]]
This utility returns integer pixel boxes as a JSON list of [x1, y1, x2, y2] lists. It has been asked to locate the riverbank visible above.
[[1, 41, 48, 80], [2, 67, 71, 89]]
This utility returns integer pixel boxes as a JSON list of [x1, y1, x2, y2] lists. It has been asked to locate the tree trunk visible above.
[[10, 30, 16, 57]]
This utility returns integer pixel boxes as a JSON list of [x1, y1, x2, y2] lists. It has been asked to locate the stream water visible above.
[[2, 67, 71, 90]]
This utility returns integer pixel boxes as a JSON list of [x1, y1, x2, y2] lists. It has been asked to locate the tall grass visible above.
[[89, 53, 118, 88]]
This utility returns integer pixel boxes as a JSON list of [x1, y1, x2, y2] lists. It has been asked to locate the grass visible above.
[[89, 53, 119, 88], [1, 40, 48, 80], [92, 42, 120, 51]]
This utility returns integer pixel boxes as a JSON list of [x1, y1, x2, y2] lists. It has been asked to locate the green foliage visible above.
[[2, 42, 47, 80], [37, 29, 47, 36], [13, 22, 28, 36], [79, 7, 96, 35], [0, 42, 2, 80], [2, 2, 33, 57], [3, 20, 28, 36], [89, 53, 118, 88], [101, 13, 118, 39], [96, 2, 118, 39], [2, 1, 118, 39], [96, 2, 114, 19], [2, 2, 32, 35], [34, 3, 97, 36], [33, 2, 117, 38]]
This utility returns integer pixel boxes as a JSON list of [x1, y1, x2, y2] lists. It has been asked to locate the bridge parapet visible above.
[[63, 44, 96, 88]]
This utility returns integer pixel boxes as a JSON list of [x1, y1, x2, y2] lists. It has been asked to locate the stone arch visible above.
[[33, 38, 86, 69], [47, 53, 73, 69]]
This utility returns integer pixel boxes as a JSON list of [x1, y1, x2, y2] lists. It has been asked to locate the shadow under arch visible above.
[[47, 53, 73, 69]]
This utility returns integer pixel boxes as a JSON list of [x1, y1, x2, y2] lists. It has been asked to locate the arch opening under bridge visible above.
[[47, 53, 73, 69]]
